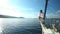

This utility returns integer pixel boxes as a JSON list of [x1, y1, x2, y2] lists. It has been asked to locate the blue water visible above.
[[0, 18, 42, 34]]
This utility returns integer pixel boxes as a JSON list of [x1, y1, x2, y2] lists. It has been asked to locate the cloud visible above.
[[0, 0, 18, 10], [57, 10, 60, 12], [0, 9, 21, 17], [46, 10, 60, 18], [54, 10, 60, 14], [0, 0, 22, 17], [46, 14, 60, 18], [0, 7, 36, 18], [21, 8, 34, 10], [0, 0, 36, 18], [0, 0, 9, 8]]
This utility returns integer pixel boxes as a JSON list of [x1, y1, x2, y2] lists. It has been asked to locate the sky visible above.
[[0, 0, 60, 18]]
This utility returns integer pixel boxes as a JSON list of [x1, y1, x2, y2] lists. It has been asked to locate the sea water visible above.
[[0, 18, 60, 34], [0, 18, 41, 34]]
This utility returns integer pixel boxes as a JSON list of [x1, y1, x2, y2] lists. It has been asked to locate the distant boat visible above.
[[19, 17, 24, 18]]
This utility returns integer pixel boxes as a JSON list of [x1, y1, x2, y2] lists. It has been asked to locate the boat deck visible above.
[[39, 18, 60, 34]]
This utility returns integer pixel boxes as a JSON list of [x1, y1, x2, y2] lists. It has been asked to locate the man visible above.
[[39, 10, 44, 19], [39, 10, 44, 22]]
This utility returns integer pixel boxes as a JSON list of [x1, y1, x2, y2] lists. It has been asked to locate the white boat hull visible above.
[[40, 21, 59, 34]]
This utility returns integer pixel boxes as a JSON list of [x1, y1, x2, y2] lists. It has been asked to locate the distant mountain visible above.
[[0, 15, 17, 18]]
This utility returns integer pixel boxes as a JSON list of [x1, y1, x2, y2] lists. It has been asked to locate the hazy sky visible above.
[[0, 0, 60, 18]]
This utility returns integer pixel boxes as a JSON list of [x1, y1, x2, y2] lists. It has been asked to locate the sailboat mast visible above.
[[44, 0, 48, 20]]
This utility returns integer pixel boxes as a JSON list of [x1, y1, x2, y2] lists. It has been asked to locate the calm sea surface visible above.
[[0, 18, 42, 34]]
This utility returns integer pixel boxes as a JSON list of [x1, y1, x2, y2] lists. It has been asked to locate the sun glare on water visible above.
[[0, 18, 3, 34]]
